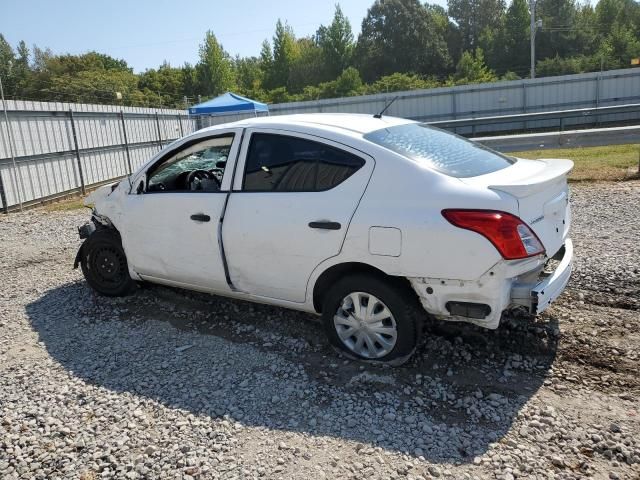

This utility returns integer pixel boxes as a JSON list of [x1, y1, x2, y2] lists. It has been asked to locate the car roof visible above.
[[198, 113, 416, 136]]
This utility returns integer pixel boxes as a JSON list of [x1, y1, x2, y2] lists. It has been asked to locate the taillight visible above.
[[442, 209, 545, 260]]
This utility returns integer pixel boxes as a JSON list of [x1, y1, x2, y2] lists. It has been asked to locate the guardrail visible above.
[[429, 103, 640, 136], [199, 68, 640, 128], [474, 124, 640, 153]]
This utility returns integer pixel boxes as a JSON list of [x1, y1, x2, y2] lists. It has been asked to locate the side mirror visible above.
[[216, 160, 227, 169], [136, 181, 144, 194]]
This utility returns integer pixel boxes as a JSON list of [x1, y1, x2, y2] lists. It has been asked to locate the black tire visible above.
[[80, 229, 136, 297], [321, 274, 424, 365]]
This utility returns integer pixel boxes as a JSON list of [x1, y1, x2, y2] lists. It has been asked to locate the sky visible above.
[[2, 0, 448, 73]]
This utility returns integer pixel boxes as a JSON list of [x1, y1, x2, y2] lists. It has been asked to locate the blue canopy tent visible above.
[[188, 92, 269, 116]]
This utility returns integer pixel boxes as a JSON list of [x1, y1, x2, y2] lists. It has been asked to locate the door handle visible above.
[[190, 213, 211, 222], [308, 221, 341, 230]]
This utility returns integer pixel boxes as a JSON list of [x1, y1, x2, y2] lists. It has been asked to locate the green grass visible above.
[[513, 143, 640, 181], [43, 197, 87, 212]]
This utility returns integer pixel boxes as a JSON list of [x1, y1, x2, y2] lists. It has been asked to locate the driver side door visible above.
[[120, 129, 241, 293]]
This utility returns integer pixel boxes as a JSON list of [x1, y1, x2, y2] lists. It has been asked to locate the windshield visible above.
[[364, 123, 515, 178]]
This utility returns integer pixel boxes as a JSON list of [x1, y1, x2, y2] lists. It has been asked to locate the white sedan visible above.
[[76, 113, 573, 364]]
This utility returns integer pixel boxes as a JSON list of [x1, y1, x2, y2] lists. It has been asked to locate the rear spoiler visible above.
[[489, 159, 573, 198]]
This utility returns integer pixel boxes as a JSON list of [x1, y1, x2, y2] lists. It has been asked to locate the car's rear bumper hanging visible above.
[[408, 239, 573, 329]]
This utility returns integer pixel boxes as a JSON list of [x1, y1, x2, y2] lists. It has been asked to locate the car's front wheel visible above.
[[80, 229, 136, 297], [321, 274, 423, 365]]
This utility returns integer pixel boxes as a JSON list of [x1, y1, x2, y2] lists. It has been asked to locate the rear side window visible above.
[[364, 123, 515, 178], [243, 133, 365, 192]]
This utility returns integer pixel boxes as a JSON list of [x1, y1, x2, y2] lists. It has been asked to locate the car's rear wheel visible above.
[[80, 230, 136, 297], [321, 274, 423, 365]]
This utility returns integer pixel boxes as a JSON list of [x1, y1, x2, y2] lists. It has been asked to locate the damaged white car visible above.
[[76, 113, 573, 364]]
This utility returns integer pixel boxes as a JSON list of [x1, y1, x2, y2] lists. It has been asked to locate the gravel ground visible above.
[[1, 180, 639, 480]]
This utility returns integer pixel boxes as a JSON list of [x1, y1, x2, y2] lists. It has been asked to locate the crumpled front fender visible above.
[[73, 244, 84, 269], [73, 221, 98, 269], [83, 183, 116, 208]]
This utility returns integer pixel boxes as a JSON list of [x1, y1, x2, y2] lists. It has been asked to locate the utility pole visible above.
[[529, 0, 542, 79], [530, 0, 536, 79], [0, 68, 23, 211]]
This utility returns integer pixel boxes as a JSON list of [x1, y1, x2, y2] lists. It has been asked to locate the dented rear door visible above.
[[222, 129, 374, 303]]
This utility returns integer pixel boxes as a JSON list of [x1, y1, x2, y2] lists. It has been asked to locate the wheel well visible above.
[[312, 262, 415, 313], [92, 212, 116, 231]]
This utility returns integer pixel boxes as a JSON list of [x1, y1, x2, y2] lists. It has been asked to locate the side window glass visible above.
[[243, 134, 365, 192], [146, 135, 233, 193], [316, 148, 367, 191]]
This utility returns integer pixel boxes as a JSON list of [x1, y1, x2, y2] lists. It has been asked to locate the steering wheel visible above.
[[186, 169, 220, 191]]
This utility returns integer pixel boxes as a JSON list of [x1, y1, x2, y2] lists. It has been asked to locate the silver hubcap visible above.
[[333, 292, 397, 359]]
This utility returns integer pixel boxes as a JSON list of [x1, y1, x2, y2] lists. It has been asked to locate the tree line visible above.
[[1, 0, 639, 109]]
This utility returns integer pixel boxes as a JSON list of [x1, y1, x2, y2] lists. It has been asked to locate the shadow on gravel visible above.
[[27, 282, 558, 464]]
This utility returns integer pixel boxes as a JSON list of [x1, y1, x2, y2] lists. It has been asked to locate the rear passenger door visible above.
[[222, 129, 374, 303]]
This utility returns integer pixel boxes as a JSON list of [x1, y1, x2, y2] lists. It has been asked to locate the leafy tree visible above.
[[181, 63, 198, 101], [0, 34, 17, 94], [196, 30, 236, 97], [41, 69, 140, 104], [355, 0, 452, 81], [504, 0, 531, 72], [478, 0, 531, 74], [271, 19, 298, 89], [288, 37, 324, 93], [11, 40, 30, 96], [501, 71, 522, 80], [19, 45, 50, 99], [43, 51, 131, 77], [597, 23, 640, 68], [478, 18, 508, 73], [316, 4, 354, 80], [536, 54, 588, 75], [300, 84, 322, 100], [138, 62, 186, 107], [594, 0, 640, 64], [572, 3, 599, 57], [235, 55, 264, 98], [331, 67, 364, 97], [366, 72, 439, 93], [426, 4, 463, 66], [266, 86, 291, 103], [258, 40, 275, 89], [15, 48, 139, 104], [536, 0, 580, 59], [596, 0, 640, 32], [31, 45, 53, 72], [447, 0, 506, 52], [451, 48, 498, 84]]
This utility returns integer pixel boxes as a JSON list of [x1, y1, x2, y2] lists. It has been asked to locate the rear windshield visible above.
[[364, 123, 515, 178]]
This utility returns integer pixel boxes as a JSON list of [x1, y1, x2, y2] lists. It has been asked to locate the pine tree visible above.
[[271, 19, 298, 89], [316, 5, 355, 80], [196, 31, 236, 97]]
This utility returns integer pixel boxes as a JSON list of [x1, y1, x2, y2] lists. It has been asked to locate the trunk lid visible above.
[[462, 158, 573, 257]]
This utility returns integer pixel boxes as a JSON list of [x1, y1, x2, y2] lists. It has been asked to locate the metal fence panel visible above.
[[0, 100, 196, 211], [194, 68, 640, 130]]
